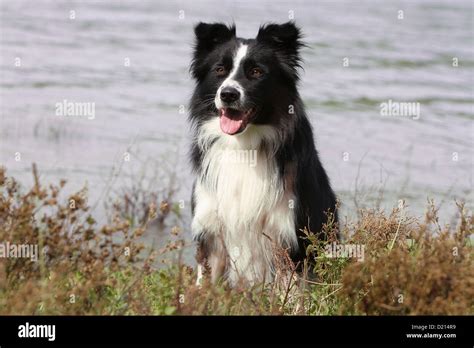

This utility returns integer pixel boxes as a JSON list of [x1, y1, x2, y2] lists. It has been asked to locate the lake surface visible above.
[[1, 0, 473, 246]]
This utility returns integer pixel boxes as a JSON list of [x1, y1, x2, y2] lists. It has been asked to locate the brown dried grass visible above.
[[0, 166, 472, 315]]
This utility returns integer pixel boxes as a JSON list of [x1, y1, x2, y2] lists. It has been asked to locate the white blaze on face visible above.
[[215, 44, 248, 109]]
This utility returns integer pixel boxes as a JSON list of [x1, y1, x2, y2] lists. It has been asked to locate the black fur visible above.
[[189, 21, 337, 269]]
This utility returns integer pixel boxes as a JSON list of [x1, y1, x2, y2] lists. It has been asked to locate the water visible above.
[[1, 0, 473, 242]]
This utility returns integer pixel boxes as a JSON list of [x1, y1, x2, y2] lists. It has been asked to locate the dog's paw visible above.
[[195, 264, 204, 287]]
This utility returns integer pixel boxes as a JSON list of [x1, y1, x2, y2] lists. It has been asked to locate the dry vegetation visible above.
[[0, 165, 472, 315]]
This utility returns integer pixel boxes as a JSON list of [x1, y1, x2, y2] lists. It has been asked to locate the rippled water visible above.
[[1, 0, 473, 237]]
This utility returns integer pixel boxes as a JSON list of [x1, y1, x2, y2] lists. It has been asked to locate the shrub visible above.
[[0, 166, 472, 315]]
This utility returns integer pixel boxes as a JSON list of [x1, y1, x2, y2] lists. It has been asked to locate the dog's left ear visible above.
[[257, 22, 303, 73]]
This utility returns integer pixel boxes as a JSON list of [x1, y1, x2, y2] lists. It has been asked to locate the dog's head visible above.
[[190, 22, 303, 135]]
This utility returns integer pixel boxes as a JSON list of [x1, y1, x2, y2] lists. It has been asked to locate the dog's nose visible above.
[[220, 87, 240, 103]]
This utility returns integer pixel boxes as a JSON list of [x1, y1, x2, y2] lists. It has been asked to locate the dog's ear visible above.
[[194, 22, 236, 52], [257, 22, 303, 76], [191, 22, 236, 80]]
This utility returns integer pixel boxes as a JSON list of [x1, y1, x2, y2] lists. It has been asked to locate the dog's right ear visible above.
[[194, 22, 236, 53], [191, 23, 236, 80]]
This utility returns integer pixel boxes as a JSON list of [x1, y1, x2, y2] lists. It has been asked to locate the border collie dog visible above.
[[189, 22, 337, 286]]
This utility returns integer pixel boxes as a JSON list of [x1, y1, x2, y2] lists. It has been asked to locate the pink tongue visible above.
[[220, 111, 243, 135]]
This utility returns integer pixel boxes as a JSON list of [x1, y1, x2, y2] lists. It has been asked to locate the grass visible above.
[[0, 165, 472, 315]]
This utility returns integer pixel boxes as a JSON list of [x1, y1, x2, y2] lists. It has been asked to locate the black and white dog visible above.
[[189, 22, 337, 286]]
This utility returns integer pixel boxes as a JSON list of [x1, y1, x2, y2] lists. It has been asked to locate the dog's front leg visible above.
[[195, 239, 209, 286], [206, 235, 228, 284], [192, 183, 227, 284], [195, 235, 228, 285]]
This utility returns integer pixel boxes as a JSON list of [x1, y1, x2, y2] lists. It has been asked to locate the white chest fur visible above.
[[192, 118, 298, 284]]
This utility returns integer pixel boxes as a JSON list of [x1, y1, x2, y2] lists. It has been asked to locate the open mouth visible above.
[[219, 108, 255, 135]]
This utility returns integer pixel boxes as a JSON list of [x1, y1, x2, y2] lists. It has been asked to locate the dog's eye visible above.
[[249, 67, 263, 78], [215, 66, 227, 77]]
